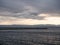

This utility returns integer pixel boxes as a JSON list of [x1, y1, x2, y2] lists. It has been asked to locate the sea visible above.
[[0, 29, 60, 45]]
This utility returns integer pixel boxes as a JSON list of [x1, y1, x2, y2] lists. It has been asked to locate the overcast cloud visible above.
[[0, 0, 60, 20]]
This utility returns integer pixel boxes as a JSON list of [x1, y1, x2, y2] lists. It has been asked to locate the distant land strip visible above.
[[0, 27, 48, 30]]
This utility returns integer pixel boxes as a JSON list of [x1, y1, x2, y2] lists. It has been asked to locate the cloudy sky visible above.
[[0, 0, 60, 25]]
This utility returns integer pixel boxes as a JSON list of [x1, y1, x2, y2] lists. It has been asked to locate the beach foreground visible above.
[[0, 29, 60, 45]]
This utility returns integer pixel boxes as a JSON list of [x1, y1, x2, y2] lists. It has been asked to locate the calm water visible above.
[[0, 29, 60, 45]]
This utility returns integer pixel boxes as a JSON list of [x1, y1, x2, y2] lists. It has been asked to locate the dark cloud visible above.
[[0, 0, 60, 20]]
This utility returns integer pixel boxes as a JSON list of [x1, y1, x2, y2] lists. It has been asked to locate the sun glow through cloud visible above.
[[38, 14, 50, 17], [45, 17, 60, 25]]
